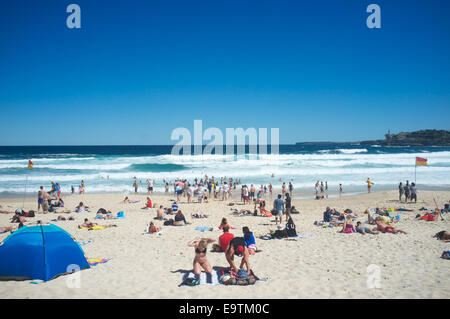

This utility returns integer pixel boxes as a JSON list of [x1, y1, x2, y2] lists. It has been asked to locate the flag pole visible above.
[[22, 160, 32, 209], [23, 168, 29, 209], [414, 159, 417, 185]]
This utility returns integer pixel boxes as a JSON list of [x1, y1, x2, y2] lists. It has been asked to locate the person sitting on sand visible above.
[[141, 197, 152, 209], [323, 207, 334, 222], [225, 237, 251, 275], [433, 230, 450, 242], [285, 215, 297, 237], [341, 215, 356, 233], [188, 237, 216, 275], [174, 210, 188, 225], [122, 197, 130, 204], [219, 217, 231, 230], [375, 217, 407, 234], [243, 226, 257, 253], [156, 205, 166, 220], [148, 222, 160, 234], [212, 226, 235, 252], [355, 221, 379, 235]]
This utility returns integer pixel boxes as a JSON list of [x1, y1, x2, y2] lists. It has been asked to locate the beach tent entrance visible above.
[[0, 224, 90, 281]]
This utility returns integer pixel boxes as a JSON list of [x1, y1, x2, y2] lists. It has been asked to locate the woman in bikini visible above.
[[187, 237, 216, 275]]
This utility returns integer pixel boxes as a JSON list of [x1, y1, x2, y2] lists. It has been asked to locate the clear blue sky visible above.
[[0, 0, 449, 145]]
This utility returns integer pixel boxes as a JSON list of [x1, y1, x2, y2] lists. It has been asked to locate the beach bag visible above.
[[164, 219, 174, 226], [441, 251, 450, 260], [181, 277, 200, 287], [117, 211, 124, 218], [25, 211, 35, 217]]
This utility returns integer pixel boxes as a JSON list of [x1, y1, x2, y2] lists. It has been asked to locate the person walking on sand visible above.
[[273, 194, 285, 225], [366, 178, 373, 193]]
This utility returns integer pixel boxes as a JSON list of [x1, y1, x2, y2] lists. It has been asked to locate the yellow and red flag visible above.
[[28, 160, 34, 169], [415, 157, 427, 166]]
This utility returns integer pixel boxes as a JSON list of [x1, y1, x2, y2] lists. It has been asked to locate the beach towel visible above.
[[77, 240, 92, 246], [195, 226, 214, 232], [180, 270, 222, 286], [259, 208, 272, 217], [87, 258, 111, 266], [78, 225, 106, 230], [289, 234, 312, 238]]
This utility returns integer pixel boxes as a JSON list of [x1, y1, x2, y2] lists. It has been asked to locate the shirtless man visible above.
[[42, 191, 52, 214], [156, 205, 165, 220], [38, 186, 45, 212]]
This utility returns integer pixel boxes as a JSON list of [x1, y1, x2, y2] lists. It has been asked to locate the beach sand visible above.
[[0, 190, 449, 299]]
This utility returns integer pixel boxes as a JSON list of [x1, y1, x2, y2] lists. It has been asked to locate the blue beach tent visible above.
[[0, 224, 90, 281]]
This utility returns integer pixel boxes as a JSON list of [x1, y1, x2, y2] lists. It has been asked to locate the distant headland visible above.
[[296, 130, 450, 146]]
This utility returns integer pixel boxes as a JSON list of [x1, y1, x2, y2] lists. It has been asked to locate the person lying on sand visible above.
[[95, 212, 113, 219], [191, 213, 209, 218], [81, 218, 97, 228], [57, 215, 75, 221], [148, 222, 161, 234], [75, 202, 89, 213], [188, 237, 216, 275], [0, 224, 21, 233], [355, 221, 379, 235], [375, 217, 407, 234], [433, 231, 450, 242], [11, 213, 26, 223], [225, 237, 251, 275]]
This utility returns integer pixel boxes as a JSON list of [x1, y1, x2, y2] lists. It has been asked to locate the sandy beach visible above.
[[0, 189, 448, 299]]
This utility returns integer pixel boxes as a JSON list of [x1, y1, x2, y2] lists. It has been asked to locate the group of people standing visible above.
[[398, 181, 418, 203]]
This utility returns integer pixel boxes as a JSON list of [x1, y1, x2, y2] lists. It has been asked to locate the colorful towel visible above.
[[87, 258, 111, 266]]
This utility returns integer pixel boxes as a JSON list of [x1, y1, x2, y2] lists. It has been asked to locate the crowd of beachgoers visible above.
[[1, 173, 449, 290]]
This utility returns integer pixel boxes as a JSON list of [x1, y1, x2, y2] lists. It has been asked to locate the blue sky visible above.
[[0, 0, 449, 145]]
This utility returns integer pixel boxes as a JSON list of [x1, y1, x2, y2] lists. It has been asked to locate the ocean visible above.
[[0, 145, 449, 197]]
